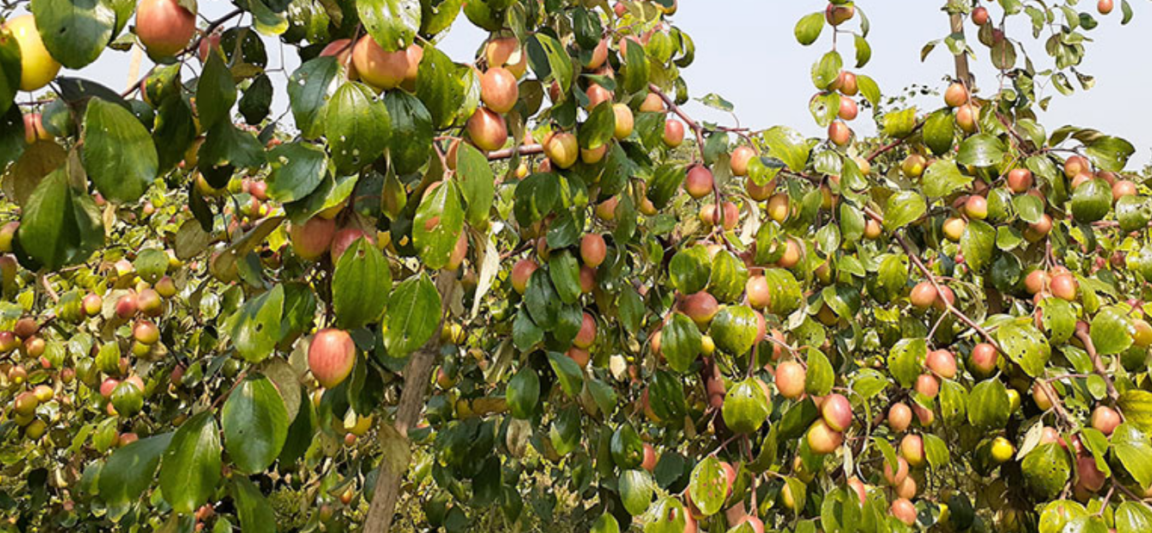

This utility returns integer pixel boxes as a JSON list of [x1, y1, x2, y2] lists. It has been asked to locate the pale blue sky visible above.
[[20, 1, 1152, 165]]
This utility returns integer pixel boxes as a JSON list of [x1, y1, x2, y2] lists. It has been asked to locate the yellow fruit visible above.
[[3, 15, 62, 91]]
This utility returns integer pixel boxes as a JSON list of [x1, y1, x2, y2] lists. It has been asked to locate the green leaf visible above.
[[82, 98, 158, 202], [17, 166, 104, 270], [288, 57, 341, 139], [856, 74, 880, 106], [618, 469, 653, 516], [1022, 443, 1071, 499], [811, 51, 842, 89], [882, 107, 917, 138], [662, 313, 702, 373], [709, 250, 749, 303], [507, 367, 540, 419], [805, 348, 834, 396], [620, 39, 649, 95], [1039, 297, 1077, 344], [922, 111, 955, 155], [996, 322, 1051, 377], [222, 375, 289, 473], [529, 34, 574, 96], [0, 35, 19, 116], [794, 12, 824, 45], [333, 238, 391, 329], [592, 513, 621, 533], [579, 101, 617, 150], [921, 159, 970, 198], [30, 0, 113, 69], [710, 305, 758, 356], [416, 45, 471, 130], [923, 433, 949, 468], [546, 351, 583, 398], [326, 82, 391, 175], [883, 191, 926, 230], [762, 126, 811, 172], [232, 477, 277, 533], [668, 246, 712, 295], [455, 142, 494, 226], [548, 251, 582, 305], [228, 284, 284, 364], [1119, 390, 1152, 433], [688, 456, 729, 516], [383, 273, 441, 358], [197, 50, 237, 132], [956, 133, 1007, 168], [1085, 135, 1135, 172], [1113, 423, 1152, 490], [854, 34, 871, 68], [358, 0, 421, 51], [960, 219, 995, 271], [968, 378, 1010, 429], [1091, 306, 1134, 355], [98, 433, 173, 507], [645, 498, 687, 533], [1116, 502, 1152, 533], [413, 180, 465, 270], [266, 142, 327, 203], [384, 91, 434, 174], [239, 73, 272, 125], [722, 378, 771, 434], [888, 338, 926, 388], [160, 411, 222, 514], [1072, 178, 1113, 223]]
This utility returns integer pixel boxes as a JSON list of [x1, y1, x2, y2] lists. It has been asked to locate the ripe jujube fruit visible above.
[[901, 434, 926, 467], [133, 320, 160, 345], [942, 217, 966, 242], [681, 291, 720, 327], [580, 234, 607, 268], [730, 146, 755, 177], [573, 312, 597, 349], [308, 329, 356, 389], [1099, 0, 1114, 14], [909, 282, 938, 310], [767, 193, 790, 222], [1091, 406, 1120, 435], [1050, 273, 1078, 301], [827, 121, 851, 147], [136, 0, 197, 58], [775, 360, 806, 399], [964, 195, 988, 220], [664, 120, 686, 147], [890, 498, 917, 526], [580, 144, 608, 165], [821, 393, 853, 432], [466, 108, 509, 152], [1064, 155, 1090, 179], [926, 350, 957, 379], [971, 343, 998, 376], [685, 165, 714, 199], [511, 259, 538, 294], [480, 67, 519, 114], [640, 92, 665, 113], [700, 202, 739, 230], [902, 154, 926, 178], [956, 103, 979, 133], [545, 132, 579, 169], [972, 6, 990, 25], [746, 178, 773, 202], [746, 276, 770, 309], [613, 104, 634, 139], [915, 373, 940, 398], [586, 83, 613, 108], [838, 97, 858, 121], [330, 228, 373, 263], [1112, 180, 1137, 201], [944, 82, 969, 107], [825, 4, 855, 25], [1007, 168, 1034, 193], [888, 403, 912, 432], [807, 419, 844, 454], [352, 39, 417, 90]]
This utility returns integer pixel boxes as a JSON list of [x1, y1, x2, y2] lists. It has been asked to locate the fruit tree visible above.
[[1, 0, 1152, 532]]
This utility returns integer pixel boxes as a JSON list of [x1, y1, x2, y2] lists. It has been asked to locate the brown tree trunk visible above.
[[362, 274, 456, 532], [949, 13, 974, 88]]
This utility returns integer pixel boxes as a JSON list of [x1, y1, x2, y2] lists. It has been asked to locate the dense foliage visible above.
[[1, 0, 1152, 532]]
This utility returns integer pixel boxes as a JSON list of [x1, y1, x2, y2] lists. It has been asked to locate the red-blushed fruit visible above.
[[574, 313, 596, 349], [480, 67, 519, 114], [1099, 0, 1114, 14], [1033, 382, 1055, 410], [545, 132, 579, 169], [467, 108, 509, 152], [909, 282, 938, 310], [807, 419, 844, 454], [640, 92, 665, 113], [700, 203, 739, 230], [584, 38, 609, 69], [746, 276, 770, 309], [612, 104, 635, 140], [971, 343, 999, 376], [308, 329, 356, 389], [3, 15, 61, 91], [890, 498, 917, 526], [566, 347, 590, 367], [901, 434, 926, 467], [330, 228, 373, 263], [1113, 180, 1137, 201], [1025, 270, 1050, 295], [838, 97, 858, 121], [136, 0, 196, 58], [664, 120, 686, 147], [884, 456, 909, 487], [1064, 155, 1091, 179], [23, 113, 51, 144], [446, 232, 468, 271], [319, 38, 356, 75], [942, 216, 966, 242], [1050, 273, 1078, 301], [775, 360, 806, 399], [1091, 406, 1121, 435], [964, 195, 988, 220], [511, 259, 539, 294], [934, 286, 955, 311], [1007, 168, 1034, 193], [288, 217, 335, 260], [746, 178, 774, 202], [1026, 213, 1053, 242], [579, 266, 596, 293], [100, 378, 120, 398], [926, 350, 957, 379], [944, 82, 969, 107], [776, 239, 802, 269], [138, 288, 163, 317], [828, 121, 851, 146], [733, 515, 764, 533], [641, 443, 657, 472], [133, 320, 160, 345], [585, 83, 613, 109], [352, 38, 413, 90], [825, 3, 855, 25], [821, 393, 853, 432], [14, 318, 38, 339], [155, 276, 177, 298], [767, 193, 790, 222], [834, 71, 859, 96], [915, 373, 940, 398], [956, 103, 979, 133], [896, 475, 918, 499], [596, 197, 619, 221], [730, 146, 755, 177], [864, 219, 882, 239], [888, 403, 912, 432], [685, 165, 714, 199], [681, 292, 719, 327], [116, 294, 139, 319], [972, 6, 990, 25], [847, 477, 868, 504], [580, 234, 607, 268], [1076, 454, 1106, 492]]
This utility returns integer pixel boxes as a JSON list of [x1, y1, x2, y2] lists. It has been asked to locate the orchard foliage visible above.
[[2, 0, 1152, 531]]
